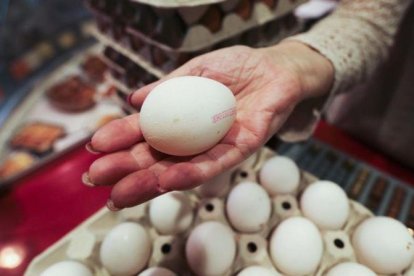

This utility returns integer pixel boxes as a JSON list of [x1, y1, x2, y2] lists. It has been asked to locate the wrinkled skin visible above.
[[85, 43, 333, 209]]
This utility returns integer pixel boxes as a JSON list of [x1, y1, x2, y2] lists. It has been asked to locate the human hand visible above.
[[83, 41, 333, 210]]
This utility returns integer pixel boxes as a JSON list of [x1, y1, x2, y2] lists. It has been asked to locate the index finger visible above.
[[90, 113, 143, 153]]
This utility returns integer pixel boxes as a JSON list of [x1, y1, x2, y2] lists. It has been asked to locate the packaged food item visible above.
[[81, 55, 108, 82], [46, 76, 96, 112], [0, 152, 35, 179], [10, 122, 65, 154]]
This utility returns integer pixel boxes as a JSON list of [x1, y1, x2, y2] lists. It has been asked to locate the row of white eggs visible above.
[[127, 156, 315, 235], [40, 156, 414, 275], [150, 181, 278, 235], [41, 215, 413, 276], [40, 261, 175, 276], [148, 156, 348, 235], [144, 156, 349, 237], [39, 260, 377, 276]]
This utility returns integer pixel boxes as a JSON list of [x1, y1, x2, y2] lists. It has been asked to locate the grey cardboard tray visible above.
[[277, 139, 414, 227], [24, 147, 414, 275], [124, 0, 306, 52], [91, 15, 304, 96]]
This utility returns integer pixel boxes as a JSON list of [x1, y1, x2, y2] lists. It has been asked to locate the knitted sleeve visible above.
[[278, 0, 412, 142]]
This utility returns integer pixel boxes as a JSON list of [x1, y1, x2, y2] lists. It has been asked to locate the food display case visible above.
[[1, 0, 414, 275]]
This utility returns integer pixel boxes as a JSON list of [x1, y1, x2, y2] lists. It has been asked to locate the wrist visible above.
[[261, 40, 334, 99]]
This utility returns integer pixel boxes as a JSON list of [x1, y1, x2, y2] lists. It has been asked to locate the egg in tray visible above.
[[26, 147, 414, 276]]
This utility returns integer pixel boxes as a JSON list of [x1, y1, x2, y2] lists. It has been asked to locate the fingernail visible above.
[[127, 92, 134, 106], [82, 172, 95, 187], [85, 142, 101, 154], [106, 199, 121, 212]]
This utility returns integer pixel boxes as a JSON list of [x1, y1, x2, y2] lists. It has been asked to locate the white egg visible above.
[[352, 216, 414, 274], [195, 170, 232, 198], [186, 221, 236, 276], [138, 267, 177, 276], [300, 181, 349, 230], [237, 266, 281, 276], [326, 262, 376, 276], [40, 260, 93, 276], [149, 191, 194, 235], [259, 156, 300, 195], [100, 222, 151, 276], [226, 181, 272, 232], [140, 76, 236, 156], [270, 217, 323, 275]]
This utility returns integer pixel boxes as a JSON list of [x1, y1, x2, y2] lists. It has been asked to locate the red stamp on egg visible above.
[[212, 107, 236, 123]]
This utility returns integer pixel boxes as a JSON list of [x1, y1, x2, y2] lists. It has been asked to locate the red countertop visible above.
[[1, 121, 413, 275], [0, 148, 109, 276]]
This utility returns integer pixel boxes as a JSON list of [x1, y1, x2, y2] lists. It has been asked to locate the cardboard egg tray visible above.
[[101, 46, 159, 91], [25, 146, 414, 275], [277, 139, 414, 226], [85, 0, 306, 52]]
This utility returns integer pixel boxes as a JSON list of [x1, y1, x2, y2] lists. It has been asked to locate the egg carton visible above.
[[86, 0, 306, 52], [276, 139, 414, 223], [25, 147, 414, 276], [91, 13, 302, 96]]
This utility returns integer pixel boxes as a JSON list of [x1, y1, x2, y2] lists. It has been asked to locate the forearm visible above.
[[262, 0, 411, 142], [290, 0, 412, 93], [262, 41, 335, 100]]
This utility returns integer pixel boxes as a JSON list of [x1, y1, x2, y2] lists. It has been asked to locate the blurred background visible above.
[[1, 0, 92, 124], [1, 0, 413, 275]]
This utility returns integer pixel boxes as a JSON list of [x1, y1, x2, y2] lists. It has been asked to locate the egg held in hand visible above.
[[140, 76, 236, 156]]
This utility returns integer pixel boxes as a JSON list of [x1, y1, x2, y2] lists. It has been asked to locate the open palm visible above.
[[85, 45, 305, 210]]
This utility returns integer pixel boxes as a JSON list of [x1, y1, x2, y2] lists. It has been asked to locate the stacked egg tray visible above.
[[84, 0, 305, 109], [85, 0, 305, 51], [26, 146, 414, 275], [276, 139, 414, 228], [95, 13, 300, 92]]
